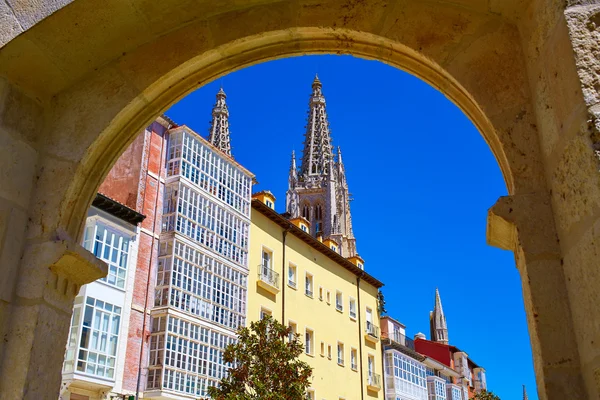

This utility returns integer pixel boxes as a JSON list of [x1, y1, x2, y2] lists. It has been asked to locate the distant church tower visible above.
[[208, 87, 233, 157], [430, 288, 449, 344], [523, 385, 528, 400], [286, 75, 357, 259]]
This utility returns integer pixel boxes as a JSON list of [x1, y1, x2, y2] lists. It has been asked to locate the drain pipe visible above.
[[281, 228, 289, 323], [356, 273, 365, 400], [135, 126, 167, 400]]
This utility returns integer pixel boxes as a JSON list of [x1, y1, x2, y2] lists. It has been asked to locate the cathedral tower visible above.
[[429, 288, 449, 344], [286, 76, 357, 259], [208, 87, 233, 157]]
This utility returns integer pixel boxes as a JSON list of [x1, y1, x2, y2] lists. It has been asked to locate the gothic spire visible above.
[[208, 87, 232, 157], [300, 75, 334, 177], [289, 150, 298, 187], [523, 385, 528, 400], [430, 288, 449, 345]]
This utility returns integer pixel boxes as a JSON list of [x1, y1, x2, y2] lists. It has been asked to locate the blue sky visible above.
[[167, 55, 536, 400]]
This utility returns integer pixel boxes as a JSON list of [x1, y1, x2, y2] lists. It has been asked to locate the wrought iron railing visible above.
[[258, 265, 279, 289], [365, 321, 380, 339], [384, 331, 416, 350], [368, 373, 382, 388]]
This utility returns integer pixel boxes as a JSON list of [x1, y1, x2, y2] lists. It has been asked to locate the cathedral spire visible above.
[[523, 385, 528, 400], [208, 87, 233, 157], [300, 75, 334, 178], [289, 150, 298, 186], [430, 288, 449, 345]]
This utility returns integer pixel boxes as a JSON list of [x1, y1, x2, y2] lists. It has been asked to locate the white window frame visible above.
[[336, 291, 343, 312], [337, 342, 345, 366], [349, 297, 357, 320], [288, 263, 297, 289], [305, 273, 313, 298]]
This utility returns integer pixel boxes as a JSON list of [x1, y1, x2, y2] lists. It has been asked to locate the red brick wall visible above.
[[121, 121, 168, 392], [98, 130, 145, 210], [98, 119, 169, 393]]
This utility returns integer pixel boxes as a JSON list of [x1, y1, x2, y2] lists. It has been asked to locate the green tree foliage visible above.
[[472, 390, 501, 400], [377, 290, 387, 316], [207, 315, 313, 400]]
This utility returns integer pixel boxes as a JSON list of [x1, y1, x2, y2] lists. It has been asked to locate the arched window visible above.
[[315, 204, 322, 220], [302, 204, 310, 220]]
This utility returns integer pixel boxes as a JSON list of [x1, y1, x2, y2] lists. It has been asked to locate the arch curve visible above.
[[58, 27, 531, 240]]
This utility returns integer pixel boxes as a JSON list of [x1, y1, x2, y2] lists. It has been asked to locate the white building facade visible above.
[[146, 122, 253, 399], [61, 198, 144, 400]]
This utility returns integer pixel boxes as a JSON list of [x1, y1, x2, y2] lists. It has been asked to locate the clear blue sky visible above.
[[167, 55, 536, 400]]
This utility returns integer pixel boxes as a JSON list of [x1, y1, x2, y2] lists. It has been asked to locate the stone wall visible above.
[[0, 1, 598, 399]]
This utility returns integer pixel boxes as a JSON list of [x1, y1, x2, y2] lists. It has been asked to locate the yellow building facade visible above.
[[248, 195, 384, 400]]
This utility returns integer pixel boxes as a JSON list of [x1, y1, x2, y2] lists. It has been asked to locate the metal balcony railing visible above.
[[368, 373, 382, 389], [365, 321, 380, 339], [258, 265, 279, 289], [384, 331, 416, 351]]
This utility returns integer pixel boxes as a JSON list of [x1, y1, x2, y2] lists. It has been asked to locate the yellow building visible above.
[[248, 193, 384, 400]]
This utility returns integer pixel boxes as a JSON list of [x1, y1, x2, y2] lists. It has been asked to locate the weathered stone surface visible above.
[[0, 1, 23, 48], [0, 0, 599, 399], [5, 0, 73, 30]]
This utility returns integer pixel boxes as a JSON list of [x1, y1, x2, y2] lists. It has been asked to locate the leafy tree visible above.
[[207, 315, 313, 400], [472, 390, 501, 400], [377, 290, 387, 316]]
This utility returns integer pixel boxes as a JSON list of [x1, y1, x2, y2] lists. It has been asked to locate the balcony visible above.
[[257, 265, 279, 294], [367, 373, 382, 391], [384, 331, 416, 351], [365, 321, 380, 343]]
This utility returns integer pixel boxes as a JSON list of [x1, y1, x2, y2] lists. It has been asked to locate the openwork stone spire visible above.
[[208, 87, 232, 157], [300, 75, 334, 178], [430, 288, 449, 344], [286, 76, 357, 259]]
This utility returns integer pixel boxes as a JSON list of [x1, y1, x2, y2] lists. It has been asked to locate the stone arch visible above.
[[0, 1, 598, 399]]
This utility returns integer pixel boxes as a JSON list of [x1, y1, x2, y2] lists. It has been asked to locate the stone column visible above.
[[0, 233, 106, 400], [487, 193, 587, 400], [556, 3, 600, 398]]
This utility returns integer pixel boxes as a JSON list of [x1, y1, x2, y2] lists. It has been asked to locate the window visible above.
[[260, 308, 271, 320], [84, 221, 130, 289], [351, 348, 358, 370], [327, 344, 332, 360], [288, 264, 297, 288], [305, 329, 314, 355], [335, 291, 343, 312], [73, 297, 121, 379], [288, 321, 297, 342], [368, 354, 375, 377], [319, 286, 323, 300], [384, 352, 427, 398], [320, 342, 325, 357], [349, 298, 357, 319], [155, 239, 248, 331], [262, 248, 272, 270], [326, 290, 331, 304], [305, 273, 313, 297], [306, 389, 315, 400], [265, 199, 273, 208], [302, 204, 310, 220], [357, 262, 363, 270], [301, 224, 308, 233], [337, 342, 344, 365], [331, 244, 337, 252]]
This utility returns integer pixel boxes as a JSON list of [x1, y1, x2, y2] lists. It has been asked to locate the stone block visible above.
[[5, 0, 73, 30], [25, 0, 152, 86], [0, 128, 37, 208], [551, 131, 600, 240], [0, 200, 27, 303], [0, 1, 23, 48]]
